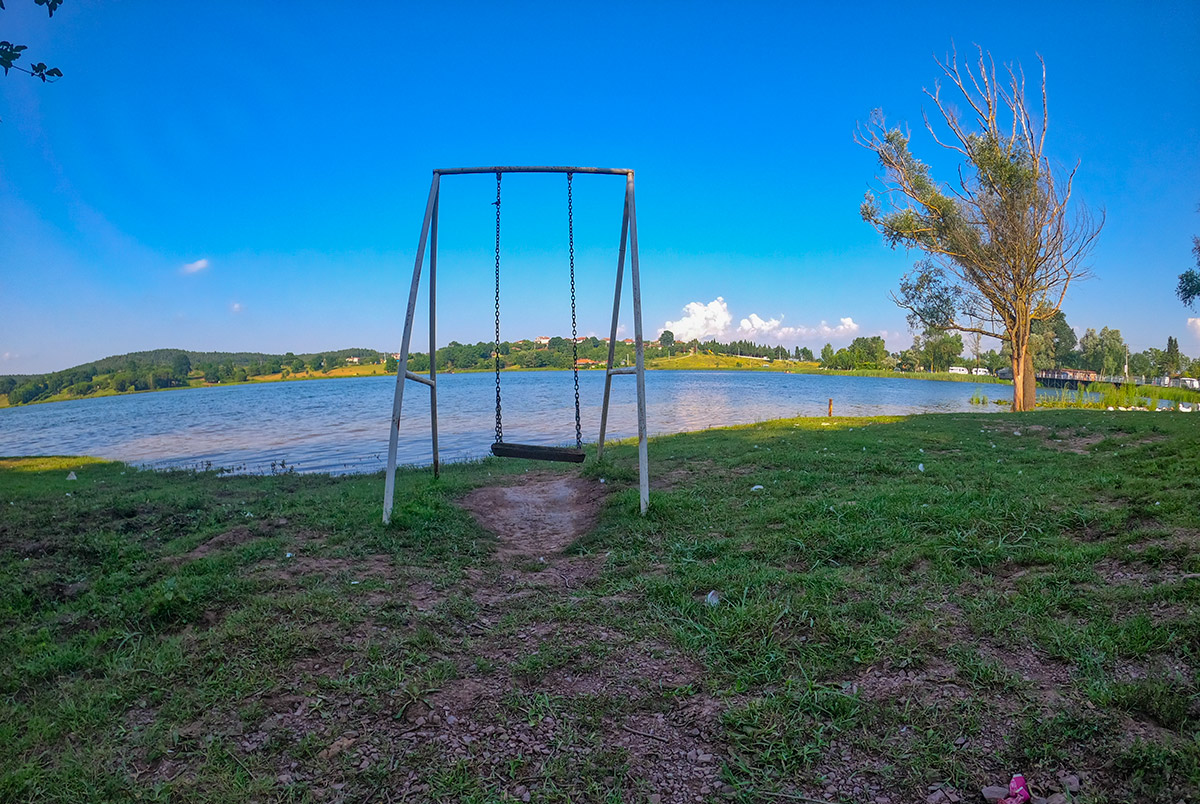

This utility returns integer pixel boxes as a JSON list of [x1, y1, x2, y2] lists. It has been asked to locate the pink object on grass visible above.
[[1001, 775, 1031, 804]]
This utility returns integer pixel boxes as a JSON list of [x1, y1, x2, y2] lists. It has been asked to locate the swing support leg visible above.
[[628, 173, 650, 514], [596, 172, 649, 514], [596, 187, 629, 461], [383, 173, 440, 525], [428, 193, 440, 479]]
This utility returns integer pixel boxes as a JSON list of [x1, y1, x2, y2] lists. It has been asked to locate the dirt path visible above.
[[457, 472, 608, 562]]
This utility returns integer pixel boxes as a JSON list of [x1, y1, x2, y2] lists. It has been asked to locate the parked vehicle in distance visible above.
[[1179, 377, 1199, 390], [971, 367, 990, 376], [949, 366, 969, 375]]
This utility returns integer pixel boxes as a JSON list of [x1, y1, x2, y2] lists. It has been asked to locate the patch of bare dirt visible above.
[[1043, 430, 1106, 454], [458, 472, 607, 562], [254, 553, 396, 583], [651, 459, 716, 490], [182, 526, 259, 560], [852, 657, 971, 704], [1091, 557, 1190, 587], [606, 693, 728, 801], [1113, 654, 1194, 684]]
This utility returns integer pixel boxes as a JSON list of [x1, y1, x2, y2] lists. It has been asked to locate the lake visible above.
[[0, 371, 1011, 474]]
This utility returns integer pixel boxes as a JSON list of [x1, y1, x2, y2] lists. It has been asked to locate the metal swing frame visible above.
[[382, 166, 649, 524]]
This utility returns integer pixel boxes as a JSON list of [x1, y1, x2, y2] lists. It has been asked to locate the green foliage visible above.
[[1177, 231, 1200, 310], [1078, 327, 1128, 375], [0, 0, 63, 86], [1, 348, 389, 405], [820, 336, 890, 370]]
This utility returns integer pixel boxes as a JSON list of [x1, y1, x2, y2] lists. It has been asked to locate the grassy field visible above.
[[647, 353, 1010, 385], [2, 411, 1198, 803]]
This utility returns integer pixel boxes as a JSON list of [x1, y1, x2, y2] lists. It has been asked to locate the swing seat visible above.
[[491, 442, 586, 463]]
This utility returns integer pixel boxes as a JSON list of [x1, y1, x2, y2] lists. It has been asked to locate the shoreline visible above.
[[8, 357, 1199, 412], [1, 362, 1012, 411]]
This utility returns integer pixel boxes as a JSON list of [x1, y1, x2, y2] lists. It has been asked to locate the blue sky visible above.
[[2, 1, 1198, 374]]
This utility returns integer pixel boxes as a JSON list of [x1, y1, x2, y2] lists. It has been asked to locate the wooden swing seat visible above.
[[490, 442, 586, 463]]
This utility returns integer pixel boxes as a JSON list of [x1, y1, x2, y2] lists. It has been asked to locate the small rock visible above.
[[66, 472, 77, 480], [926, 791, 947, 804], [1061, 775, 1080, 793], [981, 786, 1009, 803], [1046, 795, 1067, 804], [649, 796, 662, 804]]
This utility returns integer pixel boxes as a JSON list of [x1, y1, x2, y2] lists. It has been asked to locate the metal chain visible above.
[[568, 172, 581, 448], [493, 172, 503, 444]]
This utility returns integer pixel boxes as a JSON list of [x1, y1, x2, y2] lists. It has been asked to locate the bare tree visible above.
[[857, 45, 1103, 410]]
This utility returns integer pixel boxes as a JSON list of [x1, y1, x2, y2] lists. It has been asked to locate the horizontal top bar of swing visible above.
[[434, 166, 633, 177]]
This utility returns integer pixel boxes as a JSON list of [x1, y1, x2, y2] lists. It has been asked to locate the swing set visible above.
[[382, 166, 649, 524]]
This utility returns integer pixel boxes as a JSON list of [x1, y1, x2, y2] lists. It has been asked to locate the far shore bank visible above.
[[7, 354, 1199, 411], [1, 358, 1011, 410]]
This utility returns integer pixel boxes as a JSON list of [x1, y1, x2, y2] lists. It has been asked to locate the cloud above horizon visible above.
[[1188, 317, 1200, 339], [181, 258, 209, 275], [660, 297, 859, 345], [230, 302, 244, 313]]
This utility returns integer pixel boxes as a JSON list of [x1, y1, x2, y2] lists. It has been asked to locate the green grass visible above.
[[2, 409, 1199, 802]]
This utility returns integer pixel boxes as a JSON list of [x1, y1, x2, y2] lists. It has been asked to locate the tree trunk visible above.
[[1009, 325, 1036, 412], [1022, 349, 1036, 411]]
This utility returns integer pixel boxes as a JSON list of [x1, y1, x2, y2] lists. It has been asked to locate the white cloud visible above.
[[1, 351, 13, 362], [230, 302, 244, 313], [661, 297, 858, 344], [661, 298, 734, 342], [181, 258, 209, 275], [1189, 318, 1200, 338]]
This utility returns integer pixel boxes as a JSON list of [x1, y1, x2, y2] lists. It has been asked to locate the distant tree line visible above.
[[404, 335, 819, 373], [1, 348, 384, 406], [815, 312, 1198, 378], [406, 337, 647, 373]]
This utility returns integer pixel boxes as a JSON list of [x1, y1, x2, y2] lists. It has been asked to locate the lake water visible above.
[[0, 371, 1011, 474]]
